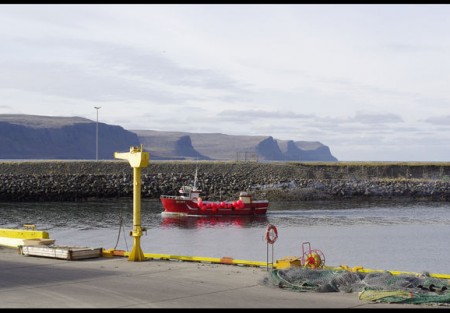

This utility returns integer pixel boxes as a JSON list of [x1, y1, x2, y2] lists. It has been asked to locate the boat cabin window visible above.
[[179, 186, 192, 197]]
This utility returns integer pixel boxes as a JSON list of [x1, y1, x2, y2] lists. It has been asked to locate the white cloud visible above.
[[1, 4, 450, 161]]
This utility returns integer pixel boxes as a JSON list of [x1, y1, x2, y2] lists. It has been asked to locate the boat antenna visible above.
[[193, 159, 198, 190]]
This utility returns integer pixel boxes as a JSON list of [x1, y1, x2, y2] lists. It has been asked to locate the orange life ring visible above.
[[265, 224, 278, 244]]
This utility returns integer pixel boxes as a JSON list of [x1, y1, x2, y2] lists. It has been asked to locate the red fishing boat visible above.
[[160, 169, 269, 216]]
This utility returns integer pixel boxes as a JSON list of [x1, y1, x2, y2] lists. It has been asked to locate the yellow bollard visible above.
[[114, 145, 149, 262]]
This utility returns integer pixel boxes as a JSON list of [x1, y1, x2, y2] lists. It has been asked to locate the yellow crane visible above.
[[114, 145, 149, 261]]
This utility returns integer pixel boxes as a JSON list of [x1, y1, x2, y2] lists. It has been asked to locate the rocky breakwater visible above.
[[0, 161, 449, 202]]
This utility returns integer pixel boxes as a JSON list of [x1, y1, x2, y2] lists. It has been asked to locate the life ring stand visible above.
[[265, 224, 278, 244]]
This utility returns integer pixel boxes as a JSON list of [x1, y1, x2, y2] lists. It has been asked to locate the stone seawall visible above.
[[0, 160, 449, 202]]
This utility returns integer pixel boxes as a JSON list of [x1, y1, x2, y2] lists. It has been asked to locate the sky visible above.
[[1, 4, 450, 162]]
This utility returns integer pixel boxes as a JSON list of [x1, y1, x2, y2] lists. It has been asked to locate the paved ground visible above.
[[0, 246, 442, 308]]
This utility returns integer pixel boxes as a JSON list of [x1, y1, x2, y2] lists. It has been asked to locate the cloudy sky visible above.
[[1, 4, 450, 162]]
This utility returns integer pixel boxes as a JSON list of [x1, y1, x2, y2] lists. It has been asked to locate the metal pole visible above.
[[94, 106, 101, 161], [129, 166, 145, 261]]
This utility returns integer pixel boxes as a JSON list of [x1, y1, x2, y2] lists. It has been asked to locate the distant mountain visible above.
[[134, 130, 338, 162], [0, 114, 139, 159], [0, 114, 338, 161], [133, 130, 210, 160]]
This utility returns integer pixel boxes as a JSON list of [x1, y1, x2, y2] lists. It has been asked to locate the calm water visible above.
[[1, 199, 450, 275]]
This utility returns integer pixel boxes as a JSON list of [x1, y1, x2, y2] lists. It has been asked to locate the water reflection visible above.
[[161, 214, 268, 229]]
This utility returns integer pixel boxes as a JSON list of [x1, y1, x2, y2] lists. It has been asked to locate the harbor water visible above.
[[1, 199, 450, 275]]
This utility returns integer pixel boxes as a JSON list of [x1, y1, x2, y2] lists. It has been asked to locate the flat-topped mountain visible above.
[[0, 114, 140, 159], [134, 130, 337, 161], [0, 114, 337, 161]]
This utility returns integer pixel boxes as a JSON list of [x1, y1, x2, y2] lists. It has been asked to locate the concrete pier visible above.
[[0, 246, 431, 309]]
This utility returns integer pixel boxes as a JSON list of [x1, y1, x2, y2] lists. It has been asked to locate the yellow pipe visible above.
[[141, 253, 268, 267], [101, 249, 268, 267], [327, 265, 450, 280], [101, 248, 450, 280]]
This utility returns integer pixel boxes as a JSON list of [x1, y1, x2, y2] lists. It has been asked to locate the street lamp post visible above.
[[94, 106, 101, 161]]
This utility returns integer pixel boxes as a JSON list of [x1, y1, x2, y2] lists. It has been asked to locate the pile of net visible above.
[[264, 267, 450, 305]]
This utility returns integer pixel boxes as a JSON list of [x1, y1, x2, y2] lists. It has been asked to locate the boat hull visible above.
[[160, 196, 268, 216]]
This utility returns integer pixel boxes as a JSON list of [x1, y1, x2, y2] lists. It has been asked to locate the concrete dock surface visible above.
[[0, 246, 443, 308]]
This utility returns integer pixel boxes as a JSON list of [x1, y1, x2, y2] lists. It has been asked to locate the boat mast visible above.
[[193, 166, 198, 190]]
